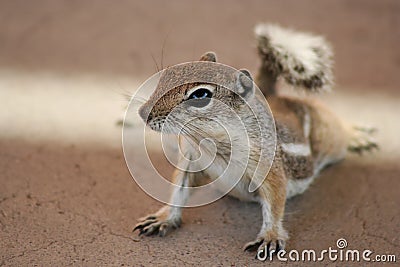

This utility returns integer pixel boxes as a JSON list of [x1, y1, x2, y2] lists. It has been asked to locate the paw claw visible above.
[[133, 212, 179, 237], [132, 219, 157, 232], [255, 239, 286, 260], [243, 238, 264, 251], [245, 236, 286, 260], [158, 222, 170, 237], [142, 223, 160, 236], [138, 215, 157, 222]]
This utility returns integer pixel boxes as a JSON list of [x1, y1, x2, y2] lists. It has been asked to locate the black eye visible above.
[[189, 88, 212, 100], [186, 88, 212, 108]]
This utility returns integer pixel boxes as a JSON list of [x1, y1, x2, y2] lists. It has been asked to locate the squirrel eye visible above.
[[188, 88, 212, 100], [186, 88, 212, 108]]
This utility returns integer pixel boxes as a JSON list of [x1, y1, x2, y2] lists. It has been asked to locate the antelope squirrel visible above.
[[133, 24, 377, 257]]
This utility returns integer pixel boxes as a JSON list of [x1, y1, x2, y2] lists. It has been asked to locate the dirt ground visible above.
[[1, 0, 399, 266]]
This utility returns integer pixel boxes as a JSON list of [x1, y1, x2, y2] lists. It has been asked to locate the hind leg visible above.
[[348, 126, 378, 154]]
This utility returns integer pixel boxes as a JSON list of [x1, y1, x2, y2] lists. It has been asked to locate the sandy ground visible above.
[[1, 0, 400, 266]]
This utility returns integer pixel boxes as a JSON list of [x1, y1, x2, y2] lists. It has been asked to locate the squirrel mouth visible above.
[[147, 116, 180, 134], [147, 117, 165, 132]]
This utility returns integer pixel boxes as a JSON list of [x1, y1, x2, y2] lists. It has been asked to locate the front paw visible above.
[[133, 210, 181, 237], [244, 237, 286, 260]]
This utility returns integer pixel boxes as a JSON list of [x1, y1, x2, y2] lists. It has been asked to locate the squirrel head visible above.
[[138, 52, 255, 136]]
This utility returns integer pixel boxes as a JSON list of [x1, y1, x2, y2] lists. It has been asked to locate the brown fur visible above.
[[267, 95, 349, 180]]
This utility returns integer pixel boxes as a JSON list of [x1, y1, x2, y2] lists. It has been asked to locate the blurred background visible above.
[[1, 0, 400, 88], [1, 0, 399, 265]]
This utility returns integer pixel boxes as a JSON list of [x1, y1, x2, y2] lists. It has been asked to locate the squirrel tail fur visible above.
[[255, 24, 334, 96]]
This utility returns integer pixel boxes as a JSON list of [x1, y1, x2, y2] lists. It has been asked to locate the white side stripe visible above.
[[282, 143, 311, 156], [303, 110, 311, 138]]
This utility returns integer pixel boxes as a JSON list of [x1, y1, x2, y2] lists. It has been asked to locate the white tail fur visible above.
[[255, 24, 333, 93]]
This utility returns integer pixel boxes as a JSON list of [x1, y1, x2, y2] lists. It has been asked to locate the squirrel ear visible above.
[[199, 52, 217, 62], [236, 69, 254, 99]]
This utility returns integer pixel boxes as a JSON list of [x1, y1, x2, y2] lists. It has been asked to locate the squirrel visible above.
[[133, 24, 378, 257]]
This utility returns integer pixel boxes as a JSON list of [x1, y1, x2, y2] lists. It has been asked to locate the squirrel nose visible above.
[[138, 104, 152, 123]]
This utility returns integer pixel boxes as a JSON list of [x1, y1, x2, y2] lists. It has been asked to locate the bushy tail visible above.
[[254, 24, 334, 96]]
